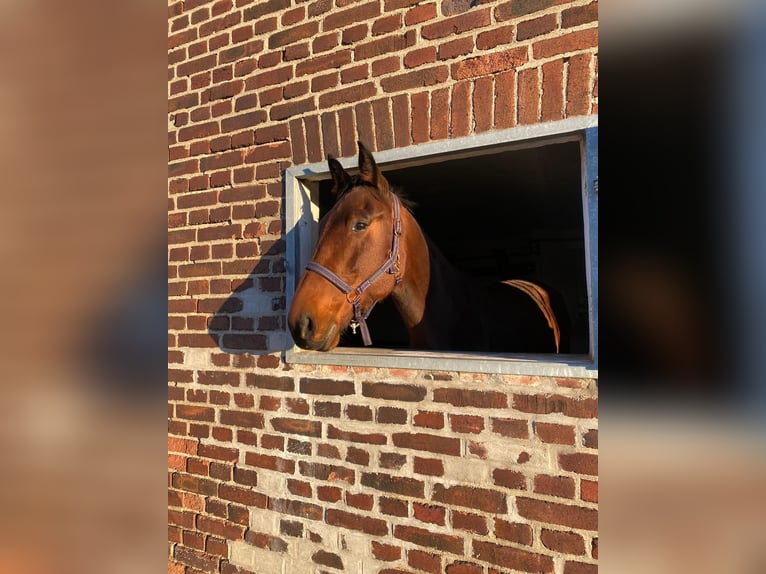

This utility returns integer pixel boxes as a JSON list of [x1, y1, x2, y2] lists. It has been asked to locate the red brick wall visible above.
[[169, 0, 598, 572]]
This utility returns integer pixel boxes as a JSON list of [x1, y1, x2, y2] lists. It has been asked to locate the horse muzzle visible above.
[[288, 311, 339, 351]]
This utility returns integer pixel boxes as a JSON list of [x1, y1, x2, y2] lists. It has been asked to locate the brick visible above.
[[562, 2, 598, 28], [326, 509, 388, 536], [446, 562, 483, 574], [541, 58, 564, 121], [381, 66, 449, 93], [414, 410, 443, 429], [392, 93, 410, 147], [370, 97, 393, 150], [517, 13, 557, 41], [476, 25, 515, 50], [421, 9, 491, 39], [247, 374, 294, 391], [312, 550, 344, 570], [315, 485, 340, 502], [219, 484, 268, 507], [199, 444, 238, 462], [300, 461, 355, 484], [296, 50, 352, 76], [174, 546, 218, 572], [221, 110, 267, 132], [245, 530, 288, 552], [452, 47, 528, 80], [394, 525, 464, 555], [271, 418, 322, 437], [452, 510, 488, 535], [346, 491, 374, 510], [564, 561, 598, 574], [541, 528, 586, 555], [434, 388, 507, 409], [377, 406, 407, 424], [220, 410, 264, 428], [372, 541, 402, 561], [473, 76, 493, 132], [373, 13, 402, 35], [300, 378, 355, 396], [355, 32, 415, 60], [433, 484, 507, 514], [405, 3, 437, 25], [581, 479, 598, 503], [379, 452, 405, 469], [533, 28, 598, 59], [566, 52, 592, 116], [495, 0, 556, 21], [414, 503, 446, 526], [413, 456, 444, 476], [172, 473, 218, 496], [243, 0, 290, 21], [176, 405, 215, 422], [582, 428, 598, 448], [363, 382, 427, 402], [473, 541, 553, 572], [492, 468, 526, 490], [559, 453, 598, 476], [268, 21, 319, 49], [318, 82, 377, 108], [517, 497, 597, 531], [392, 432, 460, 456], [197, 515, 247, 540], [355, 101, 375, 149], [450, 80, 471, 137], [315, 401, 341, 418], [379, 496, 409, 517], [362, 472, 425, 497], [269, 498, 324, 521], [518, 67, 540, 125], [323, 1, 380, 31], [494, 69, 516, 128], [535, 422, 575, 445], [449, 414, 484, 434], [408, 549, 441, 573], [534, 474, 576, 498], [513, 395, 598, 418]]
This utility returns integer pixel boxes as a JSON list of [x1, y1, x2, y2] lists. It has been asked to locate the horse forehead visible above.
[[327, 187, 385, 222]]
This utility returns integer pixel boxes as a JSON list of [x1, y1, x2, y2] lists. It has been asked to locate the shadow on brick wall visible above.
[[207, 174, 308, 356]]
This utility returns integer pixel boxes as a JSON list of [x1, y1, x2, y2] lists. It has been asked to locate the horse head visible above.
[[288, 142, 401, 351]]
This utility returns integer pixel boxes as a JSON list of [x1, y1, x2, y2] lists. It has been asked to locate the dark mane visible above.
[[335, 175, 416, 210]]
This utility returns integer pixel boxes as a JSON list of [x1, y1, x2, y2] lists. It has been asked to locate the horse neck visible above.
[[390, 206, 477, 348]]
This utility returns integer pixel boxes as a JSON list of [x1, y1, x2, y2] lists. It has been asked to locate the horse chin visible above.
[[303, 322, 340, 352]]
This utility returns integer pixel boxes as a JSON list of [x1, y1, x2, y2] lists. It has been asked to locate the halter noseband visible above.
[[305, 193, 403, 346]]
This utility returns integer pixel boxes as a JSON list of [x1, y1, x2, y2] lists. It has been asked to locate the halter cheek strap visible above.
[[305, 193, 402, 346]]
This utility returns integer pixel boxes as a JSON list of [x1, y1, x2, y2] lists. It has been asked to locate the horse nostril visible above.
[[297, 312, 315, 340]]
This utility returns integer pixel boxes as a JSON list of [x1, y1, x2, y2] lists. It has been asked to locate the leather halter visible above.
[[305, 193, 402, 346]]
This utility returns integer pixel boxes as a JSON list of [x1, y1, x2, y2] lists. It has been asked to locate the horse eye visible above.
[[352, 221, 368, 232]]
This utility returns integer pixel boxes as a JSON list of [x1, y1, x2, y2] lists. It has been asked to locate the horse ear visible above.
[[327, 155, 351, 195], [357, 141, 390, 196]]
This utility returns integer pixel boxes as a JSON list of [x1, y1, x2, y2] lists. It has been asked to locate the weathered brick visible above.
[[473, 541, 553, 572], [541, 528, 586, 555], [362, 472, 425, 497], [434, 388, 507, 409], [517, 497, 598, 530], [327, 509, 388, 535], [392, 432, 461, 456], [559, 452, 598, 476], [432, 484, 508, 514], [300, 378, 355, 396], [394, 525, 464, 555], [300, 461, 355, 484]]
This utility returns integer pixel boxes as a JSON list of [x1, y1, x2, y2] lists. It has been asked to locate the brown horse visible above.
[[288, 141, 564, 353]]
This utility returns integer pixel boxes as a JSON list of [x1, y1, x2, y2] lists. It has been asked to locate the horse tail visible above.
[[501, 280, 569, 353]]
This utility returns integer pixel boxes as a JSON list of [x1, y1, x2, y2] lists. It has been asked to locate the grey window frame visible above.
[[284, 116, 598, 377]]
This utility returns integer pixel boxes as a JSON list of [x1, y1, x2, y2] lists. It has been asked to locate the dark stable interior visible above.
[[317, 141, 590, 354]]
